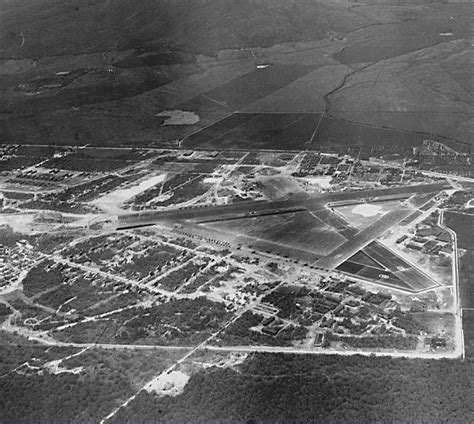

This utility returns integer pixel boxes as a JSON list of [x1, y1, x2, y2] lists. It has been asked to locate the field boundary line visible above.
[[306, 112, 324, 150], [180, 113, 262, 149]]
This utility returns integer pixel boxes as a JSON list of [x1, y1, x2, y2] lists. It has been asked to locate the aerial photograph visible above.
[[0, 0, 473, 422]]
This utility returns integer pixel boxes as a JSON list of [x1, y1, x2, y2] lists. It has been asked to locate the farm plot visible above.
[[241, 64, 348, 113], [150, 94, 233, 145], [309, 116, 429, 156], [184, 112, 322, 150], [43, 149, 147, 172], [332, 15, 470, 65], [203, 64, 317, 110], [333, 111, 470, 154]]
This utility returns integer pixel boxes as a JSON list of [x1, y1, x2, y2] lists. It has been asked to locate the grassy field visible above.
[[211, 210, 346, 256], [241, 64, 348, 113], [1, 0, 471, 149], [333, 111, 471, 154], [334, 201, 403, 229], [333, 12, 471, 65], [445, 212, 474, 250], [463, 309, 474, 359], [183, 112, 322, 150], [445, 211, 474, 309], [309, 116, 432, 156], [203, 64, 316, 110]]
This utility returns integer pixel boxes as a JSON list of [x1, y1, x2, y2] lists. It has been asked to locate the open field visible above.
[[43, 149, 150, 172], [309, 116, 439, 156], [257, 175, 304, 200], [332, 111, 472, 154], [183, 112, 322, 150], [463, 310, 474, 359], [334, 201, 404, 230], [1, 0, 472, 151], [333, 12, 472, 65], [241, 64, 348, 113], [209, 210, 346, 257], [203, 64, 317, 110], [445, 211, 474, 309], [310, 209, 358, 238], [445, 212, 474, 250]]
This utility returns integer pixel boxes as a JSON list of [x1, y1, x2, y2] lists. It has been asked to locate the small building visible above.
[[262, 325, 282, 336], [396, 235, 408, 244], [314, 333, 324, 347], [262, 316, 275, 326]]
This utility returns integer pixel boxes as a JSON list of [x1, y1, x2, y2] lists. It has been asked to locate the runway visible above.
[[117, 182, 448, 230]]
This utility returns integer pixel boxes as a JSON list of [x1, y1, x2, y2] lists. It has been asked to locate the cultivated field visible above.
[[183, 112, 322, 150]]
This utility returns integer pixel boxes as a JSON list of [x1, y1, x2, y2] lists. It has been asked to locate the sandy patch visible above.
[[352, 204, 383, 217], [92, 174, 166, 214], [157, 110, 200, 125], [145, 370, 190, 397], [203, 176, 223, 184], [302, 176, 332, 189], [0, 214, 36, 233], [44, 359, 84, 375]]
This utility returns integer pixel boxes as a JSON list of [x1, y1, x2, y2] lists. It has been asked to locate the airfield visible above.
[[1, 0, 473, 422], [118, 181, 450, 293]]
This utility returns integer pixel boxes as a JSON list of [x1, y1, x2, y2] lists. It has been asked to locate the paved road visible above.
[[314, 207, 413, 269]]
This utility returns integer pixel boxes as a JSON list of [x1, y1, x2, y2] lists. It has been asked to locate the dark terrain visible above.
[[1, 0, 472, 149]]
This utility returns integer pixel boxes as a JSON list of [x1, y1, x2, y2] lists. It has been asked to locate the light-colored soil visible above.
[[145, 370, 190, 397], [92, 174, 166, 214], [157, 110, 200, 125]]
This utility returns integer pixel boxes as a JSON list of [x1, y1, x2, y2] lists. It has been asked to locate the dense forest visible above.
[[0, 332, 182, 423], [111, 353, 474, 424]]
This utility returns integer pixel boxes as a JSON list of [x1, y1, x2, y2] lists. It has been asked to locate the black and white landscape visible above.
[[0, 0, 473, 422]]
